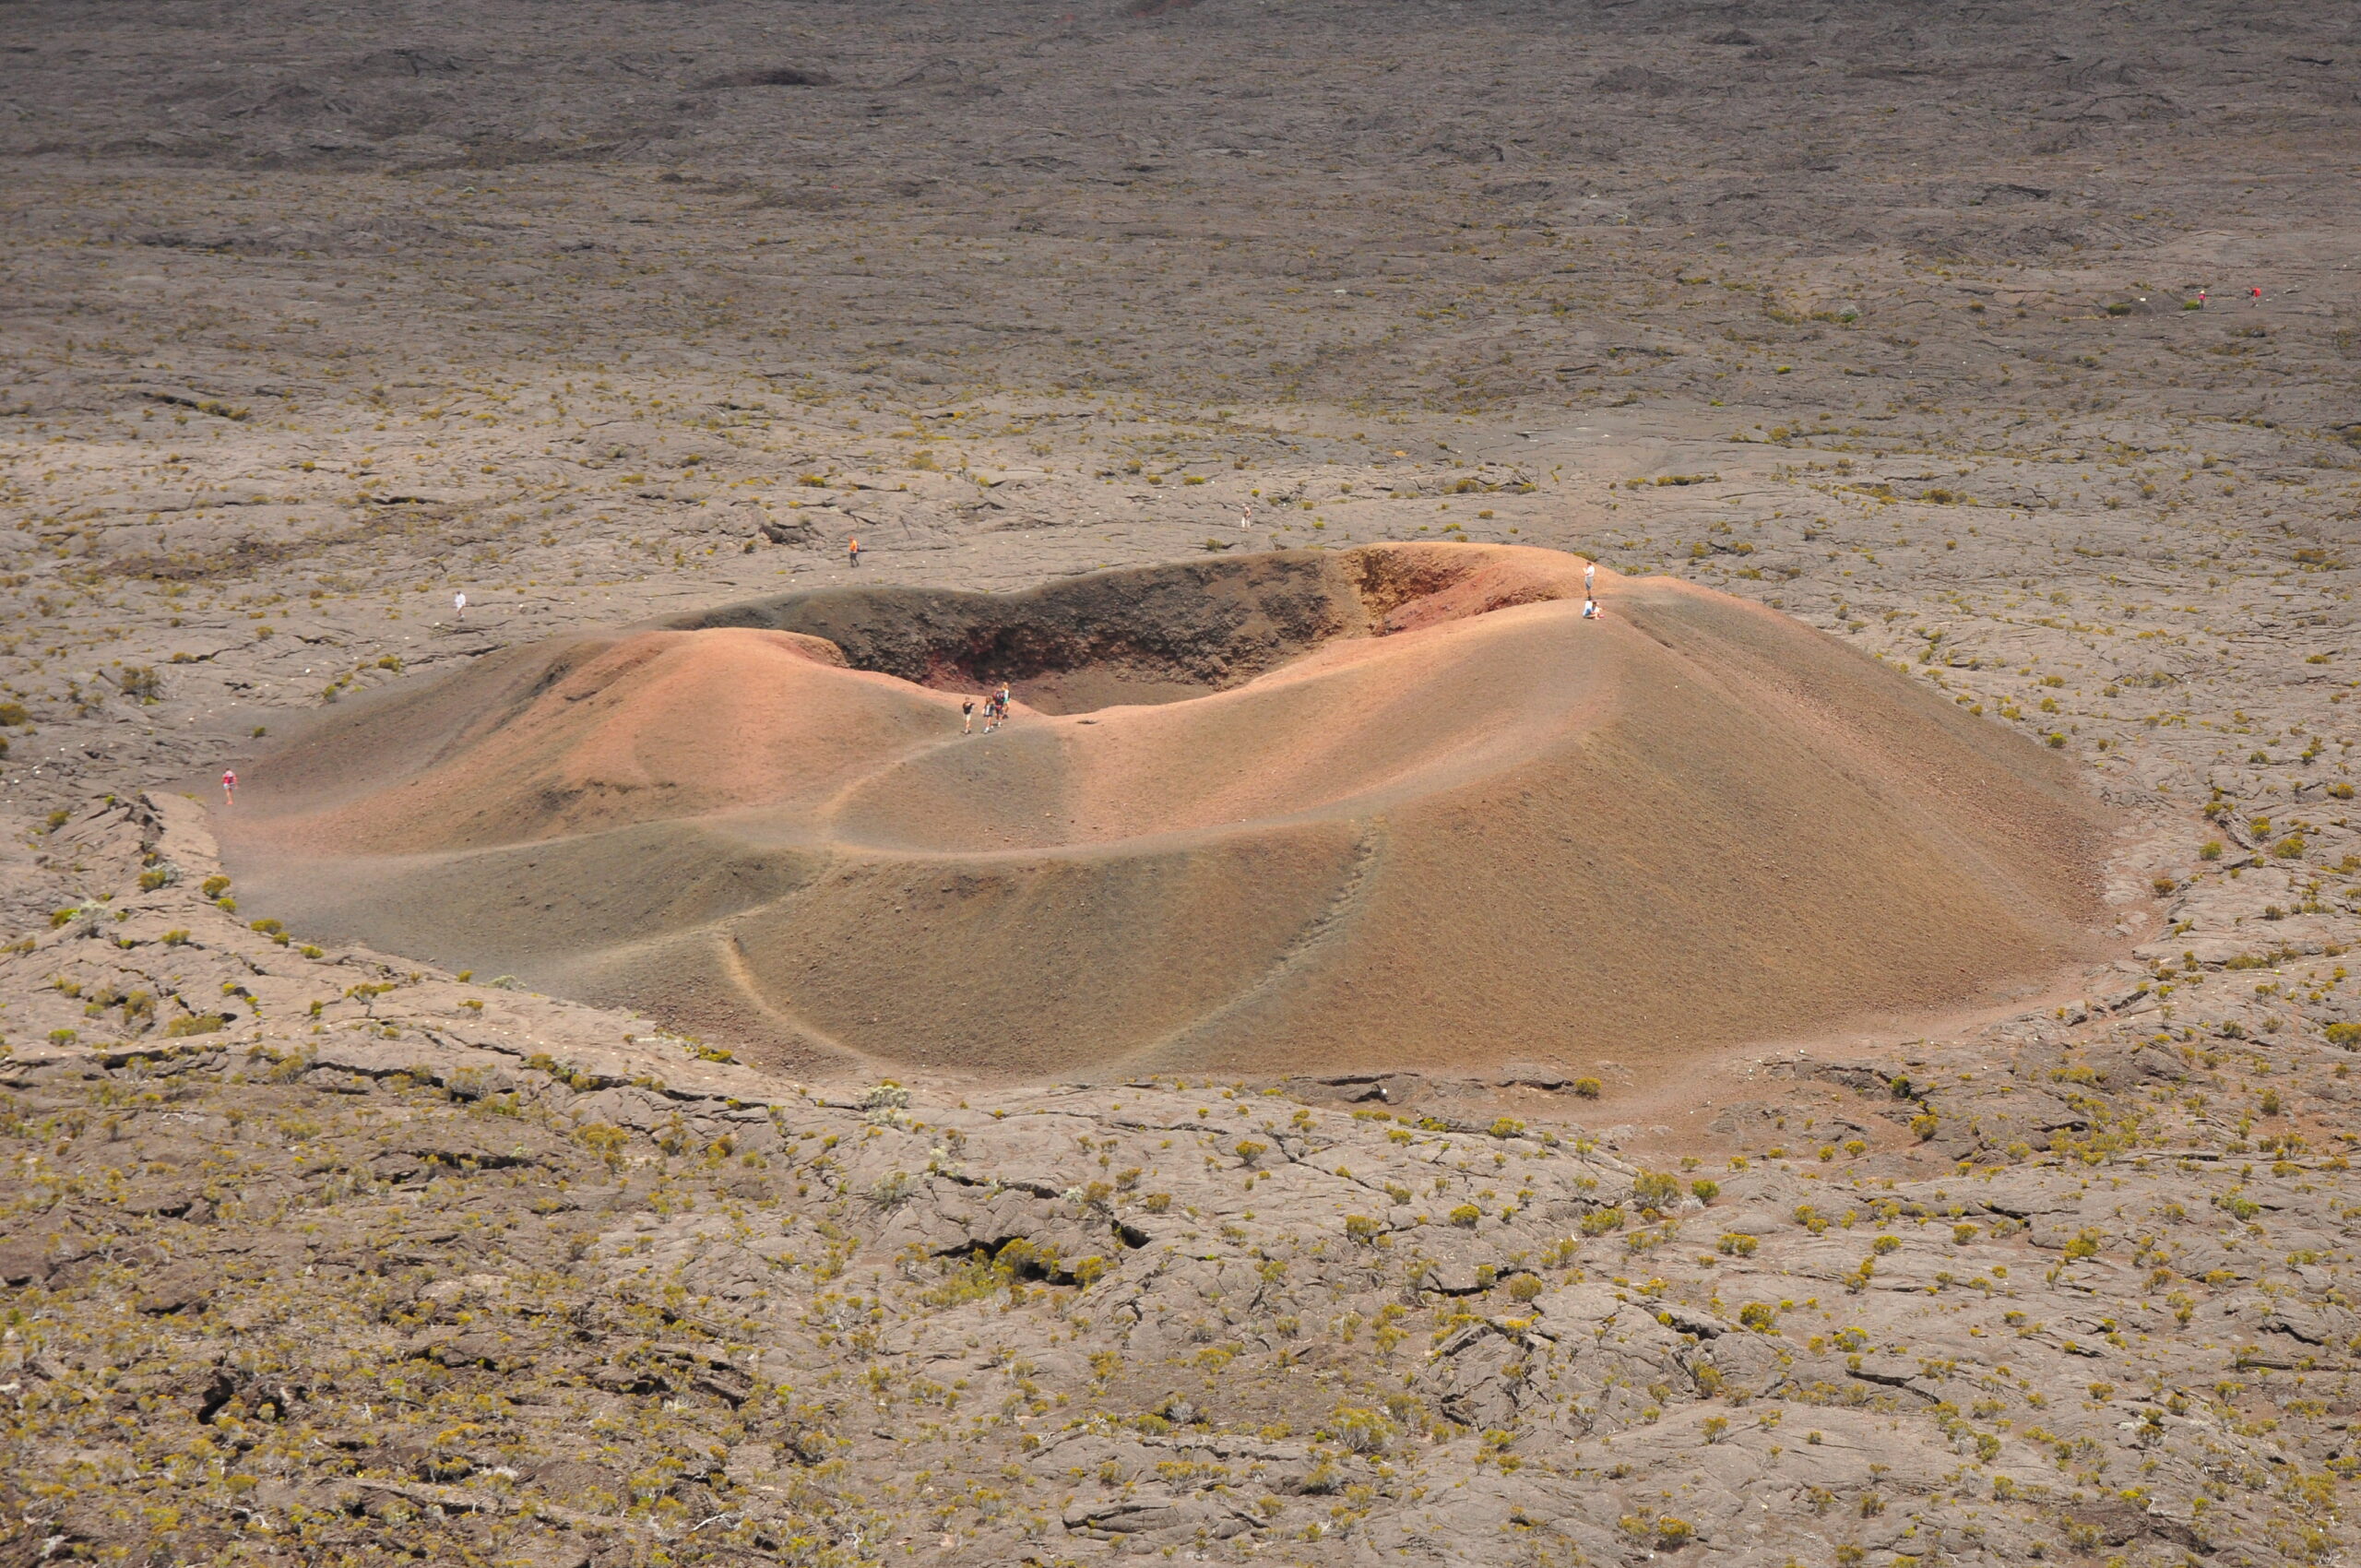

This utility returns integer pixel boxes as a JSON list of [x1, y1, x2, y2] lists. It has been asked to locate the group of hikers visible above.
[[961, 683, 1014, 734]]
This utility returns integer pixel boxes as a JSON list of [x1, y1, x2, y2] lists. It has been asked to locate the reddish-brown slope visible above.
[[219, 545, 2107, 1081]]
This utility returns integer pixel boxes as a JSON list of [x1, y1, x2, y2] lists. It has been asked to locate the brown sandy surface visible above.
[[218, 542, 2109, 1082], [3, 0, 2361, 1564]]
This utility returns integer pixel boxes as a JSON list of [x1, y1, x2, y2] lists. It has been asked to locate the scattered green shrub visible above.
[[1633, 1170, 1682, 1208]]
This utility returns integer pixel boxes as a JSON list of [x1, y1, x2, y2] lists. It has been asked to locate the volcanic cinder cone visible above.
[[219, 544, 2108, 1081]]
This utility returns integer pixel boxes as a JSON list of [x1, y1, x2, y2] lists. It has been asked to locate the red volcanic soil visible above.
[[217, 543, 2109, 1083]]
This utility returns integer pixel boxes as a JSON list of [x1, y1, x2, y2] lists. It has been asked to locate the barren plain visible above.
[[3, 0, 2360, 1564]]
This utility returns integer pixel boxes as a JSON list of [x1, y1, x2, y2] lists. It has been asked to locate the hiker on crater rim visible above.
[[453, 590, 466, 620], [962, 696, 976, 735], [221, 768, 236, 806], [848, 536, 862, 567], [1584, 560, 1596, 599]]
